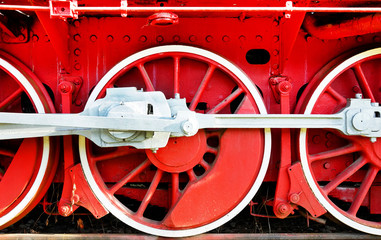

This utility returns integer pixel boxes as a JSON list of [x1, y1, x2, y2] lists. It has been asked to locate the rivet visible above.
[[323, 162, 331, 169], [312, 135, 321, 144], [373, 36, 381, 42], [32, 34, 39, 42], [272, 64, 279, 70], [44, 35, 50, 42], [173, 35, 180, 42], [222, 35, 230, 42], [74, 48, 81, 56], [140, 35, 147, 42], [107, 35, 114, 42], [73, 20, 80, 27], [156, 35, 164, 43], [239, 35, 246, 41], [90, 35, 97, 42], [273, 35, 279, 42], [356, 36, 363, 42], [256, 35, 262, 42], [18, 34, 25, 41], [73, 34, 81, 42], [273, 20, 279, 26], [123, 35, 130, 42], [206, 35, 213, 42], [189, 35, 196, 42], [273, 50, 279, 56], [74, 63, 81, 70], [352, 86, 360, 93]]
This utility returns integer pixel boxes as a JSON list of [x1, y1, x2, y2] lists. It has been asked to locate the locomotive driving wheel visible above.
[[0, 52, 55, 228], [79, 45, 271, 237], [298, 47, 381, 235]]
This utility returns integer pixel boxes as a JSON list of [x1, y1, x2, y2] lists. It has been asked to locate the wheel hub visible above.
[[146, 131, 207, 173]]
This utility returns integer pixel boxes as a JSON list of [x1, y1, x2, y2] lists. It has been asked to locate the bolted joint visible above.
[[59, 81, 75, 94], [58, 204, 72, 217], [289, 193, 300, 204], [275, 202, 291, 218], [277, 81, 292, 95], [181, 120, 195, 136]]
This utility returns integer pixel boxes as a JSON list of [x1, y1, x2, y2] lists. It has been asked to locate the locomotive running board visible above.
[[0, 88, 379, 148]]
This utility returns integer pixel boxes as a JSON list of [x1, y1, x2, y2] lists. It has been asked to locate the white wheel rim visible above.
[[299, 48, 381, 235], [79, 45, 271, 237], [0, 57, 50, 226]]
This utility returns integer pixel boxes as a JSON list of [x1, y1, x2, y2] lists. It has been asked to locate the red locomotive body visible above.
[[0, 0, 379, 237]]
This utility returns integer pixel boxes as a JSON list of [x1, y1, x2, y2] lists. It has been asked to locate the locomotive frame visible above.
[[0, 0, 380, 237]]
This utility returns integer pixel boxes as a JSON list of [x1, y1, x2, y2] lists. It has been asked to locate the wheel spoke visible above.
[[309, 144, 360, 162], [108, 159, 151, 195], [347, 167, 378, 216], [136, 169, 163, 217], [173, 56, 180, 96], [352, 64, 376, 102], [138, 63, 155, 91], [206, 146, 218, 155], [199, 160, 210, 172], [0, 88, 23, 111], [207, 87, 244, 114], [187, 169, 197, 182], [171, 173, 180, 207], [189, 65, 216, 111], [92, 148, 141, 162], [322, 157, 367, 194], [0, 148, 15, 158], [325, 87, 347, 106]]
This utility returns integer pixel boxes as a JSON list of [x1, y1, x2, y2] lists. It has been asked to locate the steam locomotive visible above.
[[0, 0, 380, 237]]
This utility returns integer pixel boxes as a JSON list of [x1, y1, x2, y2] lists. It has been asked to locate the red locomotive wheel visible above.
[[79, 45, 271, 237], [297, 47, 381, 235], [0, 52, 56, 228]]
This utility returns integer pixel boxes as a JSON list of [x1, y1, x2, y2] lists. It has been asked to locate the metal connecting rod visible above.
[[0, 88, 379, 148]]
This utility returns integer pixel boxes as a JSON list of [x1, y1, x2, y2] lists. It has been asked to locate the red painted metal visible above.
[[0, 0, 379, 235]]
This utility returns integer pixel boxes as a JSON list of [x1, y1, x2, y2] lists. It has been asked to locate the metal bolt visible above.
[[32, 34, 39, 42], [73, 34, 81, 42], [74, 48, 81, 56], [173, 35, 180, 42], [356, 36, 363, 42], [156, 35, 164, 43], [206, 35, 213, 42], [355, 93, 363, 99], [140, 35, 147, 42], [277, 203, 289, 214], [18, 34, 25, 41], [273, 35, 279, 42], [73, 20, 80, 27], [90, 35, 97, 42], [323, 162, 331, 169], [107, 35, 114, 42], [273, 19, 279, 26], [239, 35, 246, 42], [312, 135, 321, 144], [273, 50, 279, 56], [74, 63, 81, 70], [151, 148, 158, 153], [289, 193, 300, 204], [59, 205, 71, 217], [256, 35, 262, 42], [371, 137, 377, 143], [189, 35, 196, 42], [75, 99, 82, 106], [222, 35, 230, 42], [123, 35, 130, 42], [182, 121, 194, 135], [352, 86, 360, 93], [372, 102, 379, 107]]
